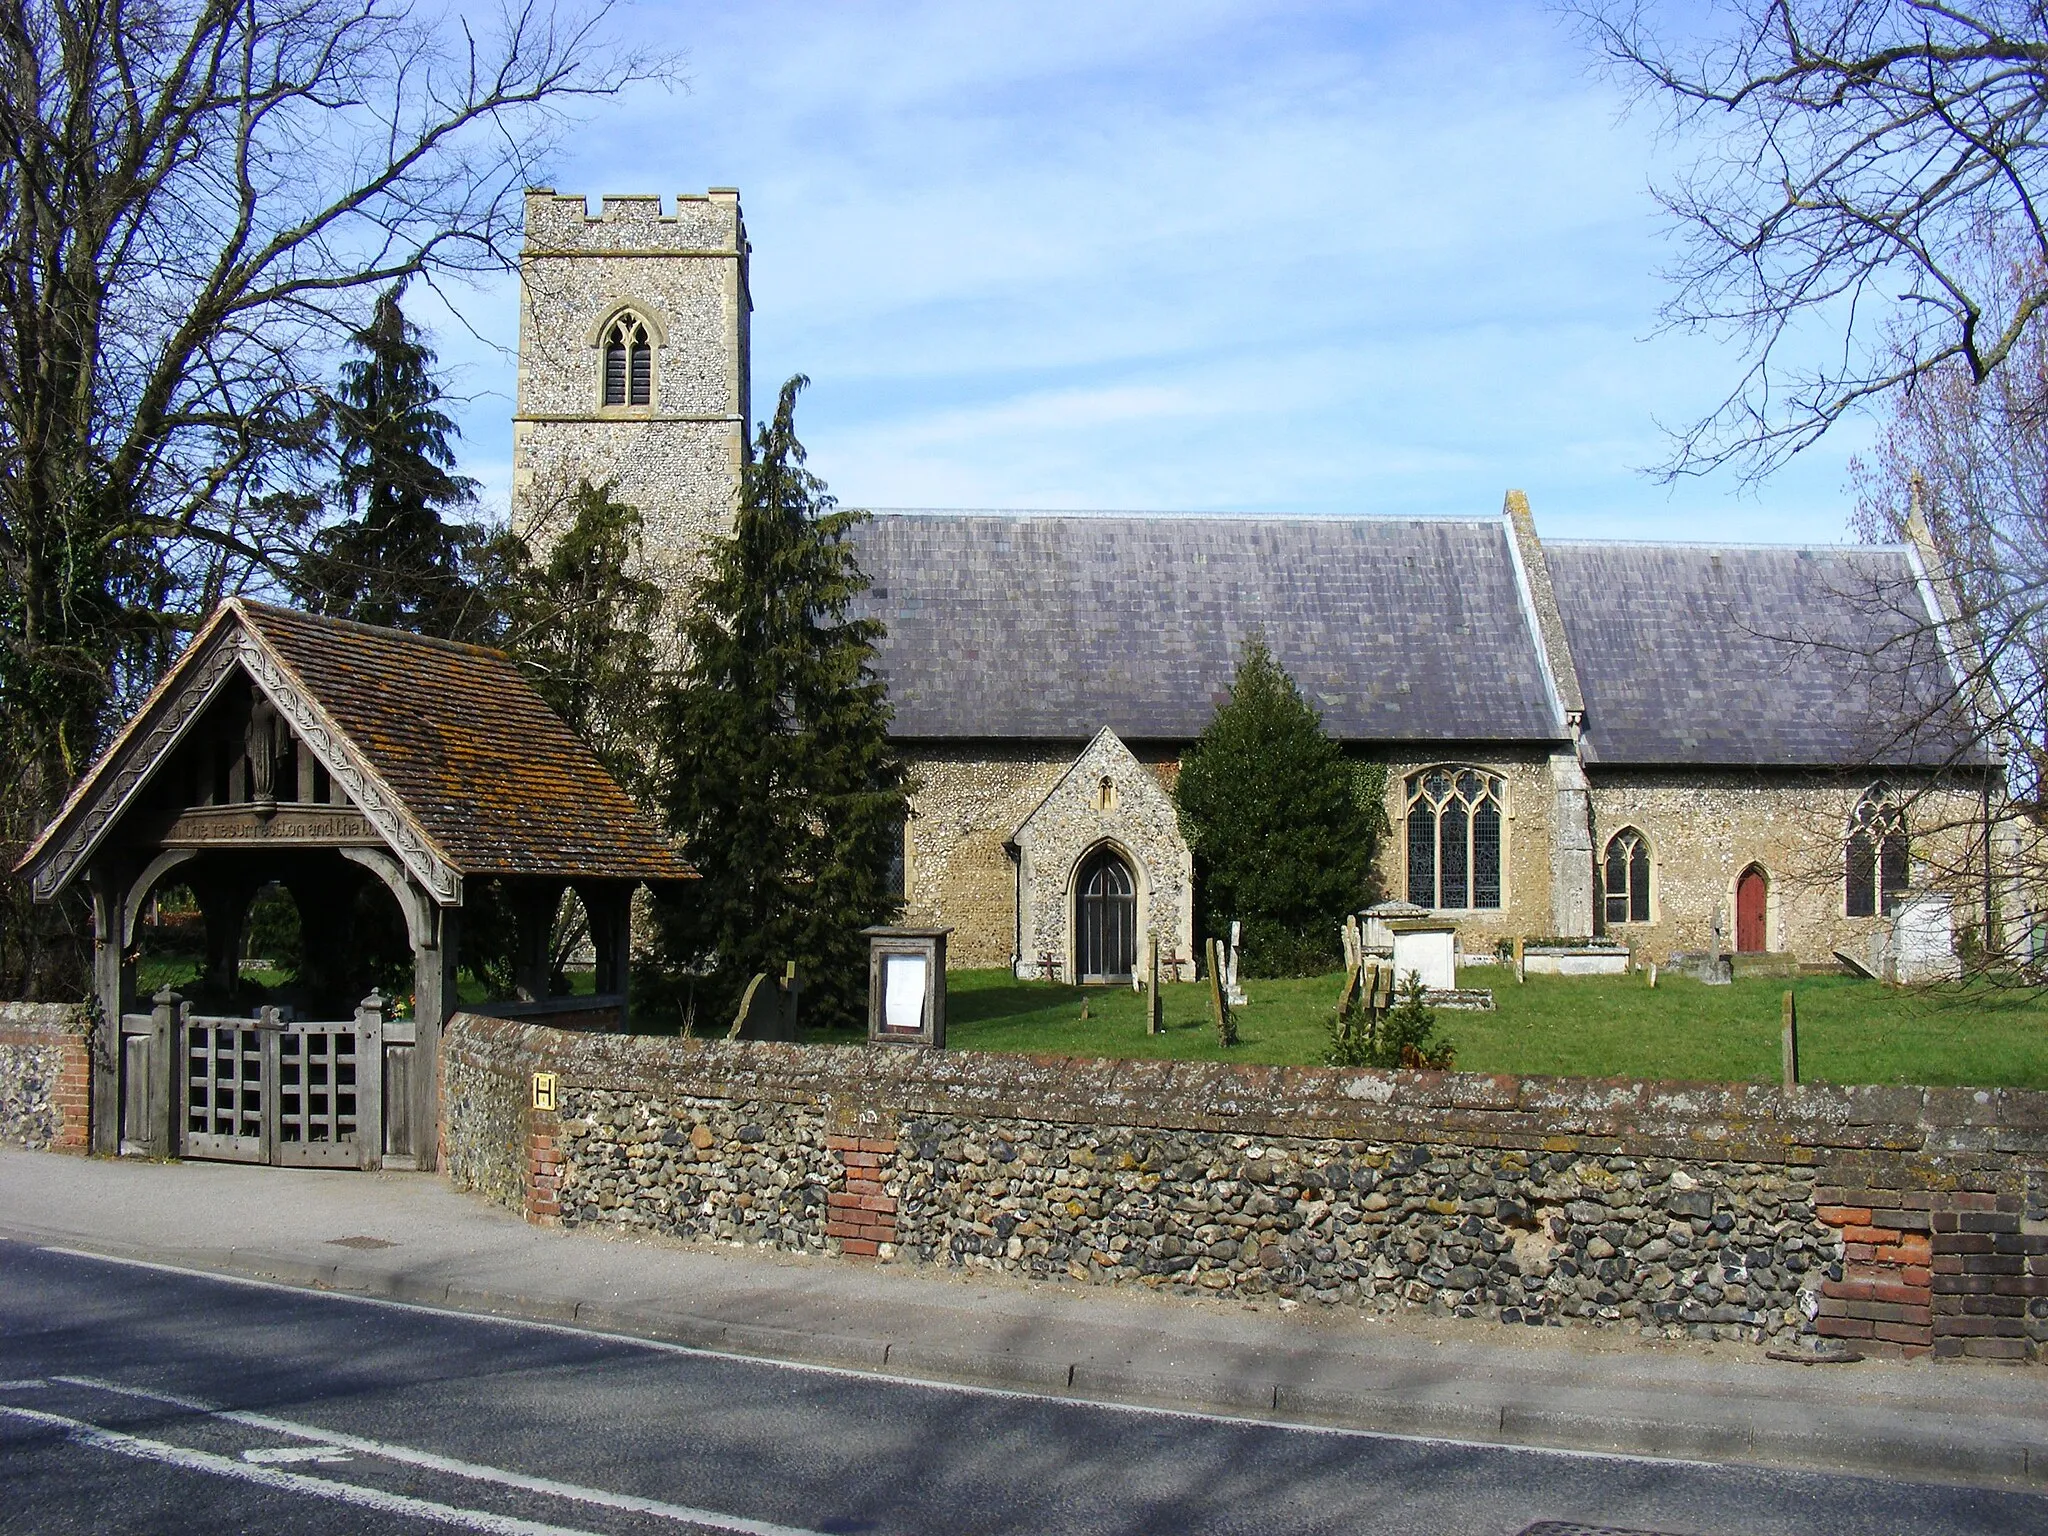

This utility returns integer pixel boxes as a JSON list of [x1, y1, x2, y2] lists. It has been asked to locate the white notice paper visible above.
[[882, 954, 927, 1033]]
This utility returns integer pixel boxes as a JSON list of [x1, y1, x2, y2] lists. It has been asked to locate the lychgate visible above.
[[15, 598, 691, 1169]]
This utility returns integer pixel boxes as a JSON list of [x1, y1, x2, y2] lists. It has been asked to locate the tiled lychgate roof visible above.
[[16, 599, 690, 898], [1545, 543, 1976, 767], [240, 603, 689, 880], [846, 514, 1564, 743]]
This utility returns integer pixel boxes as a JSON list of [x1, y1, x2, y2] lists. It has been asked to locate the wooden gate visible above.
[[119, 992, 397, 1169]]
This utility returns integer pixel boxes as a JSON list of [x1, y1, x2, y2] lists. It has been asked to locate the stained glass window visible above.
[[1473, 800, 1502, 909], [1407, 801, 1435, 906], [1404, 768, 1505, 910]]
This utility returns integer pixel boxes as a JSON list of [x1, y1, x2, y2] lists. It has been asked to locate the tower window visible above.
[[602, 313, 652, 406]]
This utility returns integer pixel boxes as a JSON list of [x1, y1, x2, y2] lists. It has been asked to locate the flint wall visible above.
[[0, 1003, 92, 1152], [441, 1014, 2048, 1359]]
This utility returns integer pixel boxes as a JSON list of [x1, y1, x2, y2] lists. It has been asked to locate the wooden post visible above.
[[1513, 935, 1525, 984], [1781, 990, 1799, 1088], [1366, 959, 1390, 1057], [354, 990, 385, 1171], [411, 901, 459, 1173], [1147, 936, 1163, 1036]]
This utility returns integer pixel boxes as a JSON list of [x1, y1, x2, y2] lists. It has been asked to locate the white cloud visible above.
[[424, 0, 1871, 546]]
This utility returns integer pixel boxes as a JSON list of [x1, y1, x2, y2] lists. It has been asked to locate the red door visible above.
[[1735, 867, 1768, 953]]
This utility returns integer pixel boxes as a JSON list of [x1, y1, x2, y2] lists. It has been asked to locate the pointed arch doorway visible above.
[[1075, 846, 1138, 982], [1736, 866, 1769, 954]]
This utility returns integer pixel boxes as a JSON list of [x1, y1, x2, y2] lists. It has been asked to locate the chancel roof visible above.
[[1545, 543, 1975, 767], [18, 599, 690, 903], [847, 514, 1565, 743]]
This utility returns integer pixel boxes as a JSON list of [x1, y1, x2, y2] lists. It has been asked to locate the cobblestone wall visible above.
[[441, 1013, 2048, 1357], [440, 1036, 529, 1209], [0, 1003, 91, 1152]]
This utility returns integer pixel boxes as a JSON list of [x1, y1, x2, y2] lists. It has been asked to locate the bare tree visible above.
[[1572, 0, 2048, 478], [0, 0, 672, 996], [1851, 225, 2048, 788]]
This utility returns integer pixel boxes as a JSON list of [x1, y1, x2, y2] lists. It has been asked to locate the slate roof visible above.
[[846, 514, 1563, 742], [18, 600, 690, 891], [1545, 543, 1976, 767]]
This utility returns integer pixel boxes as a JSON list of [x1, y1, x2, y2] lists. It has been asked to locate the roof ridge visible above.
[[1546, 538, 1910, 555], [855, 509, 1498, 525], [232, 597, 514, 663]]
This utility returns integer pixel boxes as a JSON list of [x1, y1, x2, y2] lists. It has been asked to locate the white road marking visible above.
[[0, 1380, 47, 1390], [0, 1402, 606, 1536], [57, 1375, 832, 1536], [243, 1445, 352, 1464], [37, 1241, 1775, 1475]]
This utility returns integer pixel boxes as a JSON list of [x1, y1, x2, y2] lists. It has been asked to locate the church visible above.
[[511, 189, 2003, 982]]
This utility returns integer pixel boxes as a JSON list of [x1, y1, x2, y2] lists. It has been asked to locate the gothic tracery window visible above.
[[1405, 767, 1504, 910], [1602, 827, 1651, 925], [602, 312, 652, 406], [1846, 785, 1909, 918]]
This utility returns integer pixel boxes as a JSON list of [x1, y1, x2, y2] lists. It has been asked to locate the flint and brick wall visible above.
[[1809, 1184, 2048, 1360], [0, 1003, 92, 1153], [441, 1013, 2048, 1358]]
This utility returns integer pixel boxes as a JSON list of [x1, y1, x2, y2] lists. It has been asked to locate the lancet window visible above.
[[1846, 785, 1909, 918], [602, 312, 652, 406], [1602, 827, 1651, 925]]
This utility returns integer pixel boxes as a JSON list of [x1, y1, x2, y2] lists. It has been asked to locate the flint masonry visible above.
[[513, 189, 2012, 982]]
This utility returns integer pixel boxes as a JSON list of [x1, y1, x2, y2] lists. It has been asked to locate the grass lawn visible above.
[[927, 965, 2048, 1090], [132, 954, 597, 1012]]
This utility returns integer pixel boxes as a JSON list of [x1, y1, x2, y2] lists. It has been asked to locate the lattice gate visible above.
[[184, 1017, 270, 1162], [121, 997, 390, 1169]]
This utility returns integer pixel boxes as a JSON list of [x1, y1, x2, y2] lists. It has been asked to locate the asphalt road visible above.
[[0, 1241, 2042, 1536]]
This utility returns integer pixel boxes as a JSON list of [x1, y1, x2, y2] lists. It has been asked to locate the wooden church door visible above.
[[1076, 847, 1137, 982], [1735, 867, 1768, 953]]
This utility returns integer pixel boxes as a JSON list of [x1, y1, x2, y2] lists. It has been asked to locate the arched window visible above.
[[1405, 768, 1504, 910], [1846, 785, 1909, 917], [601, 312, 652, 406], [1602, 828, 1651, 925]]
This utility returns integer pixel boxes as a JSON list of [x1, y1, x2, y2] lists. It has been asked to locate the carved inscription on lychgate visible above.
[[160, 805, 376, 845]]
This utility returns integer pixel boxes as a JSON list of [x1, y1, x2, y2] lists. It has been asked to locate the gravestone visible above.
[[1387, 916, 1458, 992], [1892, 892, 1960, 983]]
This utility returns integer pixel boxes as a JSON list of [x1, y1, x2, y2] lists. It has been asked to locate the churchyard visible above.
[[914, 967, 2048, 1090], [141, 933, 2048, 1090]]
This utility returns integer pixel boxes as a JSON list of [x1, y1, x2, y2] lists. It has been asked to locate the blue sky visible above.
[[418, 0, 1874, 544]]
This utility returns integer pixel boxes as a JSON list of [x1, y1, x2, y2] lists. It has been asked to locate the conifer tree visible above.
[[654, 377, 909, 1031], [1174, 638, 1374, 976], [496, 480, 665, 801], [297, 287, 483, 637]]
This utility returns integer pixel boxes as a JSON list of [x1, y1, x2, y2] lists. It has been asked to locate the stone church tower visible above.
[[511, 190, 752, 593]]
